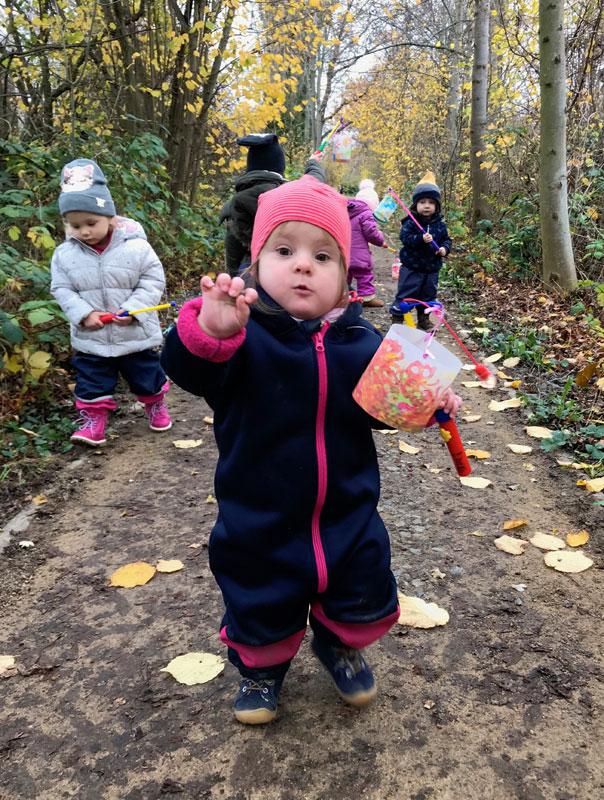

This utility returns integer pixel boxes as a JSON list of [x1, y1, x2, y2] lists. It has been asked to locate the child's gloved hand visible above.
[[198, 273, 258, 339], [81, 310, 107, 330], [436, 387, 462, 417], [422, 233, 433, 243], [113, 308, 133, 326]]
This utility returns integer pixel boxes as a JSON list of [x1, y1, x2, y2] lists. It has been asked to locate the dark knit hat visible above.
[[58, 159, 116, 217], [412, 171, 441, 212], [237, 133, 286, 175]]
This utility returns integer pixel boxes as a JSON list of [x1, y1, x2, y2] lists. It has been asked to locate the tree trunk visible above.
[[539, 0, 576, 290], [470, 0, 491, 227]]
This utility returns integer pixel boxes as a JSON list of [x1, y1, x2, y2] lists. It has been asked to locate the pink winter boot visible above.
[[137, 381, 172, 431], [71, 398, 116, 446]]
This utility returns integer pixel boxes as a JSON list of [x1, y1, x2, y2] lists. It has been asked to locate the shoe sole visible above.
[[149, 421, 173, 431], [312, 645, 377, 708], [335, 684, 377, 708], [234, 707, 277, 724], [70, 435, 106, 446]]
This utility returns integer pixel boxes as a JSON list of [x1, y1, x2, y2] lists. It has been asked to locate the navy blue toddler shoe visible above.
[[234, 677, 283, 724], [311, 637, 377, 707]]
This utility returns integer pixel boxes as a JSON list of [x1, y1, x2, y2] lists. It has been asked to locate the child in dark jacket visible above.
[[389, 172, 452, 330], [218, 133, 326, 275], [161, 175, 462, 725], [347, 179, 386, 308]]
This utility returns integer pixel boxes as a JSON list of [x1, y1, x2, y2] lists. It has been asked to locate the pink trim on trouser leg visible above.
[[136, 380, 169, 403], [74, 397, 116, 411], [220, 626, 306, 668], [310, 601, 400, 649]]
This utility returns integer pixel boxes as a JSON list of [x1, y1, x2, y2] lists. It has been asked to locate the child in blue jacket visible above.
[[389, 172, 452, 330], [161, 175, 462, 725]]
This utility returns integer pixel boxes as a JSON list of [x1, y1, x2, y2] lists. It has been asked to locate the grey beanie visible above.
[[58, 159, 116, 217]]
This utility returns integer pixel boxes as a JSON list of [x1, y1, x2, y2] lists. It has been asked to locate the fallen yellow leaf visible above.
[[160, 652, 225, 685], [523, 463, 536, 471], [494, 535, 527, 555], [468, 530, 487, 537], [397, 595, 449, 628], [205, 494, 217, 503], [474, 327, 490, 334], [530, 532, 565, 551], [376, 429, 398, 435], [156, 559, 185, 573], [525, 426, 553, 439], [575, 363, 598, 388], [508, 443, 532, 454], [585, 477, 604, 493], [203, 416, 214, 425], [459, 476, 493, 489], [398, 440, 421, 454], [461, 381, 482, 388], [0, 655, 17, 678], [484, 353, 503, 363], [32, 494, 47, 505], [109, 561, 156, 588], [489, 398, 522, 411], [473, 317, 487, 323], [462, 415, 482, 422], [502, 357, 520, 367], [465, 449, 491, 459], [172, 439, 203, 448], [503, 519, 529, 530], [497, 371, 513, 379], [566, 530, 589, 547], [503, 380, 521, 388], [544, 550, 593, 573]]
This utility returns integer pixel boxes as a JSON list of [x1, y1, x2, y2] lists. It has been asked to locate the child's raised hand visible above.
[[422, 233, 433, 244], [198, 273, 258, 339], [436, 387, 462, 417]]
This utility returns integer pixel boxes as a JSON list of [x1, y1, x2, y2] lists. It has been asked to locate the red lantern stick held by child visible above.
[[388, 187, 441, 253], [99, 301, 178, 324], [400, 300, 471, 476]]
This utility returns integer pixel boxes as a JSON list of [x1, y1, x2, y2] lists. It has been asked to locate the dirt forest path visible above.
[[1, 251, 603, 800]]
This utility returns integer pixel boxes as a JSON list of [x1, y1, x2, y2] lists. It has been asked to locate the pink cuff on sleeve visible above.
[[176, 297, 246, 362]]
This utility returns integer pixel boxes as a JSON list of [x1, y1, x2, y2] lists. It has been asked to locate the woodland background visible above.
[[0, 0, 603, 494]]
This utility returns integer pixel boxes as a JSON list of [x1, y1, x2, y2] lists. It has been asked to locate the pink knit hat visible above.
[[251, 175, 351, 267]]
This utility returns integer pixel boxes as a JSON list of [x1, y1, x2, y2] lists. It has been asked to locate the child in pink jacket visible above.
[[347, 179, 385, 308]]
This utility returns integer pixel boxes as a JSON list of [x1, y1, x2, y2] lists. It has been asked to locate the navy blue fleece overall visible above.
[[161, 296, 399, 678]]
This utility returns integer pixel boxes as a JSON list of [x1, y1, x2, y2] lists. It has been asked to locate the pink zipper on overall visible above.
[[311, 322, 330, 593]]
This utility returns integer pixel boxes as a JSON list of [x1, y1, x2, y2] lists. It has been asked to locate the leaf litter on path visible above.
[[397, 595, 449, 628], [494, 535, 528, 555], [160, 652, 225, 685], [544, 551, 593, 573], [109, 561, 156, 587], [529, 532, 566, 551], [566, 530, 589, 547]]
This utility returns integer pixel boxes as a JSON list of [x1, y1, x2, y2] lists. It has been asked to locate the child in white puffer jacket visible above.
[[50, 158, 172, 446]]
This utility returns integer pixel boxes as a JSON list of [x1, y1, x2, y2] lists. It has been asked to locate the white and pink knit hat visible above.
[[355, 178, 379, 212], [251, 175, 351, 268]]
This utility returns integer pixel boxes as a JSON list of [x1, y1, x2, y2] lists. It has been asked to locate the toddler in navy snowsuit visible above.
[[389, 172, 452, 330], [161, 175, 462, 724]]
